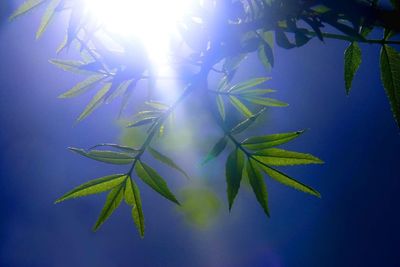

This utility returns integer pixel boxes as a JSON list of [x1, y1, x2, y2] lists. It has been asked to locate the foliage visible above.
[[10, 0, 400, 237]]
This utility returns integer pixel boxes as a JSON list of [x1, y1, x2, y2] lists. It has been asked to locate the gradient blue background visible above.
[[1, 2, 400, 266]]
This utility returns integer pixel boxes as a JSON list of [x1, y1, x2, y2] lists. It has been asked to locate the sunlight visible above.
[[84, 0, 192, 66]]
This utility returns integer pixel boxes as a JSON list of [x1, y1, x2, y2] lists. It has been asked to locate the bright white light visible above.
[[84, 0, 192, 66]]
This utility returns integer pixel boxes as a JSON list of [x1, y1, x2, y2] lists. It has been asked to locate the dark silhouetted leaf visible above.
[[55, 174, 126, 203], [380, 45, 400, 128], [202, 136, 229, 164], [226, 149, 245, 210], [344, 42, 362, 94], [135, 161, 179, 204]]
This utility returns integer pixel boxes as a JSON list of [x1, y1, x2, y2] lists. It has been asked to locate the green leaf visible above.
[[275, 29, 296, 49], [229, 77, 270, 93], [230, 108, 266, 135], [145, 101, 169, 111], [68, 147, 135, 165], [77, 83, 112, 121], [242, 96, 288, 107], [135, 161, 179, 204], [242, 131, 304, 150], [257, 163, 320, 197], [58, 74, 106, 98], [89, 144, 139, 154], [55, 174, 126, 203], [253, 148, 323, 166], [127, 117, 157, 128], [226, 149, 245, 210], [93, 184, 124, 231], [257, 31, 274, 68], [344, 42, 362, 94], [202, 136, 229, 165], [124, 178, 145, 238], [49, 59, 92, 74], [216, 95, 226, 120], [229, 96, 253, 117], [236, 89, 275, 96], [36, 0, 62, 39], [148, 147, 190, 179], [9, 0, 47, 20], [247, 159, 269, 217], [380, 45, 400, 128]]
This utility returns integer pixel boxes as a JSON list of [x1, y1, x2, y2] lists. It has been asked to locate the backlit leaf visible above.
[[93, 184, 124, 231], [135, 161, 179, 204], [229, 96, 253, 117], [242, 131, 304, 150], [257, 163, 320, 197], [77, 83, 112, 122], [58, 74, 106, 98], [68, 147, 135, 165], [216, 95, 226, 120], [247, 159, 269, 217], [55, 174, 126, 203], [253, 148, 323, 166], [36, 0, 62, 39], [124, 178, 145, 238], [9, 0, 46, 20]]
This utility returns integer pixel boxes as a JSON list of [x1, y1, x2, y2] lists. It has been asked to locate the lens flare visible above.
[[84, 0, 192, 65]]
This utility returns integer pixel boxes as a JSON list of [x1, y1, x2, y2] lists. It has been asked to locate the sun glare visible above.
[[84, 0, 192, 66]]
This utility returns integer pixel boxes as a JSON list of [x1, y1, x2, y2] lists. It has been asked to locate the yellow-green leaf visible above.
[[135, 161, 179, 204], [9, 0, 47, 20], [36, 0, 62, 39], [253, 148, 323, 166], [257, 163, 321, 197], [242, 131, 304, 150], [68, 147, 135, 165], [124, 178, 145, 238], [93, 184, 124, 231], [55, 174, 126, 203]]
